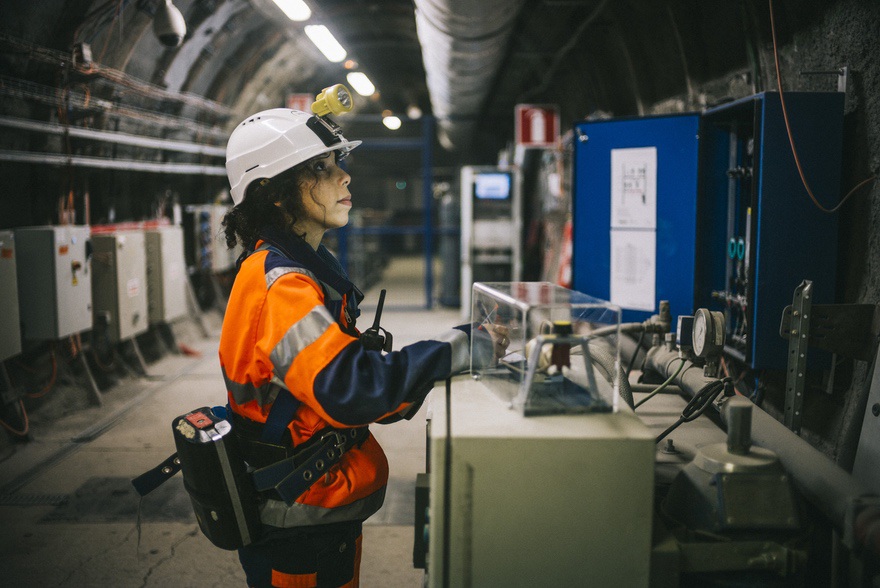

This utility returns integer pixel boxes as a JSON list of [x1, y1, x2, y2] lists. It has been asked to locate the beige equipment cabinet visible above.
[[14, 225, 93, 340], [145, 225, 188, 324], [91, 231, 149, 342], [427, 375, 655, 587]]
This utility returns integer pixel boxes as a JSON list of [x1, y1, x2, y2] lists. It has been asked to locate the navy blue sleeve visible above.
[[312, 329, 470, 427]]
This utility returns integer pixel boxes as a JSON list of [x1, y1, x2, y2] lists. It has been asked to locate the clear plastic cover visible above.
[[471, 282, 622, 415]]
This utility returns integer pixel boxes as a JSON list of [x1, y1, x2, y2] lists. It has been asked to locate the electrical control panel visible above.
[[186, 204, 237, 272], [0, 231, 22, 361], [694, 92, 843, 369], [91, 231, 149, 342], [572, 113, 700, 323], [460, 166, 522, 316], [14, 225, 93, 340], [145, 225, 188, 324]]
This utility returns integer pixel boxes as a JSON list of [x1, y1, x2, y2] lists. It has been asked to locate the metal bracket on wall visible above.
[[782, 280, 812, 433], [780, 301, 880, 363], [779, 291, 880, 435], [799, 66, 849, 94]]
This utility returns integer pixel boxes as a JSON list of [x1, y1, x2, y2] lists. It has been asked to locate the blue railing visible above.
[[335, 116, 441, 309]]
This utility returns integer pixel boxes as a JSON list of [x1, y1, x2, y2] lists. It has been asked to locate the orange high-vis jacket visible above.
[[219, 228, 471, 528]]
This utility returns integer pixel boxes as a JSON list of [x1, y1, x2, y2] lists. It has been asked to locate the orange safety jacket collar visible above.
[[258, 224, 363, 323]]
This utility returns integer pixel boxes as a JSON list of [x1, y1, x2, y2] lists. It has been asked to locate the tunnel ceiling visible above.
[[0, 0, 842, 166]]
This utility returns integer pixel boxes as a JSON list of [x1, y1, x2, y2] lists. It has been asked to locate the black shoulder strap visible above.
[[260, 387, 301, 444]]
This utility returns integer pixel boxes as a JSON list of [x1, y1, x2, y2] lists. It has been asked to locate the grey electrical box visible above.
[[145, 225, 188, 324], [15, 225, 93, 340], [91, 231, 149, 342], [190, 204, 237, 272], [0, 231, 22, 360]]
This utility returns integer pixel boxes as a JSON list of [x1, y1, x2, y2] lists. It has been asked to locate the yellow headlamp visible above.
[[311, 84, 354, 117]]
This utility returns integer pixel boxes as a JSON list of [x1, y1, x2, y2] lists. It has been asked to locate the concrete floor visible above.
[[0, 256, 461, 587]]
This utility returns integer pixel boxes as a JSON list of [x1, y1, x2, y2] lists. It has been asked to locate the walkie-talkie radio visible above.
[[359, 289, 393, 352]]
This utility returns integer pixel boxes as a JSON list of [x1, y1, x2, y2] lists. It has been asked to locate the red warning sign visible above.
[[286, 93, 313, 113], [515, 104, 560, 148]]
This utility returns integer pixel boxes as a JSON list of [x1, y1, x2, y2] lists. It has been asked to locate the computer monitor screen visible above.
[[474, 173, 511, 200]]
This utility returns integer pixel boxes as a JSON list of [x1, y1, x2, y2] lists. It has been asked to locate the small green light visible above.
[[396, 181, 407, 190]]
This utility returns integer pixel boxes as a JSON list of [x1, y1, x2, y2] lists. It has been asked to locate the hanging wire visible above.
[[14, 344, 59, 400], [96, 0, 127, 64], [0, 74, 228, 139], [0, 399, 30, 437], [655, 378, 731, 443], [767, 0, 877, 213], [0, 33, 232, 118], [625, 330, 645, 380], [90, 328, 118, 372], [634, 357, 686, 410]]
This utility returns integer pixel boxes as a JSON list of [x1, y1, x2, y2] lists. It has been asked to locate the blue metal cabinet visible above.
[[572, 113, 701, 324], [695, 92, 843, 369]]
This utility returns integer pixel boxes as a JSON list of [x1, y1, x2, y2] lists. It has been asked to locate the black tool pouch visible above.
[[172, 407, 263, 550]]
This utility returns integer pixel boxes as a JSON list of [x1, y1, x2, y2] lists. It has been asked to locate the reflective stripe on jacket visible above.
[[219, 227, 469, 528]]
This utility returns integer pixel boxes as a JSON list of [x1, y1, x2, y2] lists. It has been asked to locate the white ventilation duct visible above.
[[414, 0, 527, 150]]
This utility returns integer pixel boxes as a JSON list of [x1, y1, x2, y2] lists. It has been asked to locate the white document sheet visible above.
[[610, 229, 656, 312], [610, 147, 657, 229]]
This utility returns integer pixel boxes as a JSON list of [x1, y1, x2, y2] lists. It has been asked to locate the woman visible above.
[[220, 107, 491, 587]]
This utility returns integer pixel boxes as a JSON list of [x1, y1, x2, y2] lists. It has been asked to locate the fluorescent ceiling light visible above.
[[383, 115, 402, 130], [272, 0, 311, 22], [305, 25, 346, 63], [346, 72, 375, 97]]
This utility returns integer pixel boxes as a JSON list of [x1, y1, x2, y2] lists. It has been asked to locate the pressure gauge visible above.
[[692, 308, 725, 358]]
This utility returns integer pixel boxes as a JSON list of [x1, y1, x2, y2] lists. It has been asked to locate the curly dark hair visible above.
[[222, 158, 322, 251]]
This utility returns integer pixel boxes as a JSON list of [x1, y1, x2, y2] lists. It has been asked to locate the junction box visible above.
[[91, 231, 149, 342], [15, 225, 92, 340]]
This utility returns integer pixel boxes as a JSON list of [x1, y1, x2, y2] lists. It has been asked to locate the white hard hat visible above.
[[225, 108, 361, 205]]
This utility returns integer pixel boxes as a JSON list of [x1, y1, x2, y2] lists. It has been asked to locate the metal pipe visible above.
[[644, 346, 718, 398], [0, 74, 228, 139], [0, 150, 226, 175], [587, 339, 633, 409], [422, 115, 435, 309], [645, 345, 879, 555], [590, 321, 642, 338], [723, 398, 874, 535], [630, 383, 682, 394], [0, 115, 226, 156], [571, 339, 633, 409]]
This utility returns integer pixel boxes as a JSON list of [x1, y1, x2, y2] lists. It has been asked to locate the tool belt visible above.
[[230, 411, 369, 504], [131, 405, 368, 550], [252, 426, 369, 503]]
